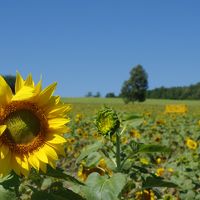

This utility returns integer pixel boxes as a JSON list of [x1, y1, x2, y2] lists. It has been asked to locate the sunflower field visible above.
[[0, 74, 200, 200]]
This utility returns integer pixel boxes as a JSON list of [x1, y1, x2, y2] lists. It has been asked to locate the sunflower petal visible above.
[[48, 126, 70, 134], [20, 167, 29, 177], [37, 82, 57, 107], [14, 155, 29, 176], [0, 125, 6, 136], [0, 76, 13, 106], [15, 154, 22, 165], [24, 73, 34, 87], [48, 118, 70, 129], [0, 151, 11, 177], [28, 154, 40, 171], [47, 157, 56, 169], [39, 161, 47, 173], [43, 144, 58, 160], [47, 143, 65, 156], [11, 156, 21, 175], [0, 144, 9, 159], [20, 157, 29, 176], [15, 72, 24, 93], [47, 104, 71, 118], [46, 134, 66, 144], [36, 148, 48, 163], [12, 86, 35, 101], [21, 156, 29, 171], [43, 96, 61, 112], [34, 79, 42, 95]]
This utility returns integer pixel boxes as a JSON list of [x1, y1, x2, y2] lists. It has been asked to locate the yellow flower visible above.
[[76, 128, 83, 135], [77, 163, 87, 181], [129, 129, 141, 139], [144, 112, 151, 117], [66, 145, 73, 152], [154, 135, 161, 142], [70, 138, 75, 143], [151, 125, 157, 130], [135, 189, 155, 200], [143, 120, 147, 126], [156, 119, 165, 125], [65, 127, 71, 134], [0, 73, 70, 177], [140, 158, 149, 165], [75, 113, 83, 123], [82, 132, 88, 138], [167, 168, 174, 173], [156, 168, 165, 176], [156, 157, 162, 164], [98, 158, 112, 176], [92, 132, 102, 140], [77, 159, 112, 181], [121, 136, 128, 144], [186, 138, 198, 150], [165, 104, 188, 114]]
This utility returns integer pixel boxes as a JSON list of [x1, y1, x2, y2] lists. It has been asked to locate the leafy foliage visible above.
[[82, 173, 127, 200], [76, 141, 103, 164], [105, 92, 116, 98], [120, 64, 148, 103], [142, 176, 178, 188], [147, 82, 200, 100], [0, 186, 17, 200]]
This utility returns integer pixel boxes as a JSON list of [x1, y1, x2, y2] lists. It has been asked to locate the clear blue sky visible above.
[[0, 0, 200, 97]]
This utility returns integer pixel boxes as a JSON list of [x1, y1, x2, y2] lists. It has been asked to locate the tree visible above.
[[94, 92, 101, 97], [85, 91, 93, 97], [120, 65, 148, 103], [105, 92, 116, 98]]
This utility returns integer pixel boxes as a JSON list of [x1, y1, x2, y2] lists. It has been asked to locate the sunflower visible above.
[[95, 107, 120, 136], [135, 189, 155, 200], [186, 138, 197, 150], [0, 72, 70, 177], [77, 159, 112, 181]]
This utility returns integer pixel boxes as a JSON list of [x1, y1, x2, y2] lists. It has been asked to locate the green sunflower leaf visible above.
[[138, 144, 171, 153], [142, 176, 178, 188], [0, 185, 17, 200], [122, 113, 142, 121], [83, 172, 127, 200], [76, 141, 103, 164], [0, 172, 20, 190], [30, 182, 85, 200], [42, 165, 84, 185]]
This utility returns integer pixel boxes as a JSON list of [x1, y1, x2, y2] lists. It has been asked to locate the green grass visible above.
[[62, 98, 200, 117], [62, 97, 200, 105], [62, 97, 123, 104]]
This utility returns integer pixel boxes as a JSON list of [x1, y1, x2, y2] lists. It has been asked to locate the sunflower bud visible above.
[[95, 107, 120, 136]]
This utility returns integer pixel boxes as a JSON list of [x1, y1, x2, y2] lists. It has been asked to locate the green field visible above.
[[62, 97, 200, 116], [59, 97, 200, 199]]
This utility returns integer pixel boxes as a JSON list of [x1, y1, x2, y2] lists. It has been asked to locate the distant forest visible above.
[[147, 82, 200, 100]]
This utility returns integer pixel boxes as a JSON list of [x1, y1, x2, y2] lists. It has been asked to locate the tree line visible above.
[[147, 83, 200, 100], [3, 66, 200, 102]]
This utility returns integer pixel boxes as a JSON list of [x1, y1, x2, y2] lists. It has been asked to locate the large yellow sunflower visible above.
[[0, 72, 70, 177]]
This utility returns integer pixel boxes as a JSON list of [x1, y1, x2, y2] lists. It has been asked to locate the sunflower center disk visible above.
[[5, 109, 40, 144]]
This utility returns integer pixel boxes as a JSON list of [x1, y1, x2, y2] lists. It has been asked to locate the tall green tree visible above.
[[120, 65, 148, 103]]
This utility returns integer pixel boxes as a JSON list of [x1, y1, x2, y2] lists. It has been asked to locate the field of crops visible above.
[[2, 97, 200, 200], [59, 98, 200, 200]]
